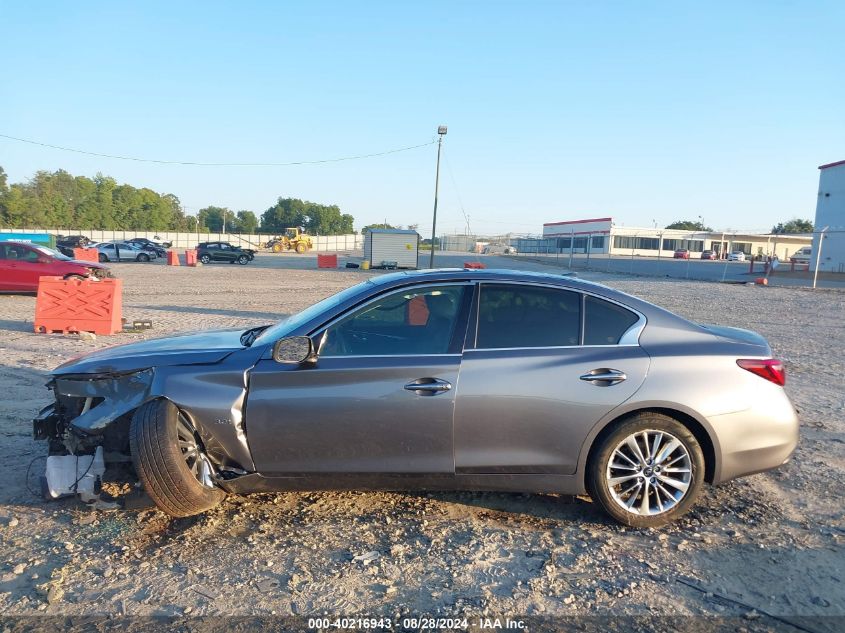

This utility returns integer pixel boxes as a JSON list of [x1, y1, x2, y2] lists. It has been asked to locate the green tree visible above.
[[260, 198, 308, 233], [665, 220, 713, 231], [771, 218, 813, 234], [233, 210, 258, 233], [197, 206, 233, 232], [362, 223, 396, 233]]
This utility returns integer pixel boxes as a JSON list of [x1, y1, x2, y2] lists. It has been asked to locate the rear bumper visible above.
[[709, 390, 799, 483]]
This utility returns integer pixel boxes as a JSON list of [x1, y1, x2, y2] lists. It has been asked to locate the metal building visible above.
[[363, 229, 420, 269], [814, 160, 845, 273]]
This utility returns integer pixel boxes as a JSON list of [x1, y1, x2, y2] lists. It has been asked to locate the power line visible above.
[[0, 132, 435, 167]]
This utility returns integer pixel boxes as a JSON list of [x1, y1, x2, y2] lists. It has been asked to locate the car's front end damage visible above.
[[34, 370, 153, 502], [32, 329, 267, 505]]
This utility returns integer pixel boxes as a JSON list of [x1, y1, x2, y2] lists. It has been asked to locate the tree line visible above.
[[666, 219, 814, 234], [0, 166, 357, 235]]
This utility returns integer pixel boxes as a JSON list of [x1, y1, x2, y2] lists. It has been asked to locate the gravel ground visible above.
[[0, 254, 843, 628]]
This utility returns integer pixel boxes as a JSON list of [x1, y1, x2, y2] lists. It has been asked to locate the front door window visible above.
[[320, 285, 467, 356]]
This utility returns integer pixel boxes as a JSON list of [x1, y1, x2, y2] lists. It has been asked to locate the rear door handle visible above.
[[404, 378, 452, 395], [579, 368, 627, 385]]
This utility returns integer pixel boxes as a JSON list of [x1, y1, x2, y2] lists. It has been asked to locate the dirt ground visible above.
[[0, 253, 843, 628]]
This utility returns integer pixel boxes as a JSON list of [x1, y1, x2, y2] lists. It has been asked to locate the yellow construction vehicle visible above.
[[264, 227, 313, 254]]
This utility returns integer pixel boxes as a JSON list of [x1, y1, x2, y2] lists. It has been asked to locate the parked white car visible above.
[[727, 251, 746, 262]]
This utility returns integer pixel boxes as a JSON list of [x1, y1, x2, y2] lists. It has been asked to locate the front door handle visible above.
[[404, 378, 452, 395], [579, 368, 627, 385]]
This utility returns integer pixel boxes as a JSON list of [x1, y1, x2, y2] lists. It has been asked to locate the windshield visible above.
[[252, 280, 374, 345], [36, 246, 71, 261]]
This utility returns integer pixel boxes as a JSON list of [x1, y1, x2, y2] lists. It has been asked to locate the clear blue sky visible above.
[[1, 1, 843, 235]]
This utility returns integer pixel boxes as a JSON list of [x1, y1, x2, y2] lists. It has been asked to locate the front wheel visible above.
[[129, 399, 225, 517], [137, 253, 150, 262], [295, 243, 306, 254], [237, 254, 249, 264], [587, 413, 705, 528]]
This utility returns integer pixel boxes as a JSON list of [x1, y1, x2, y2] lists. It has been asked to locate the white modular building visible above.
[[363, 229, 420, 269], [814, 160, 845, 273]]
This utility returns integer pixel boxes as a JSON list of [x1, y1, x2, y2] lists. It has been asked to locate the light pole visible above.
[[429, 125, 447, 268]]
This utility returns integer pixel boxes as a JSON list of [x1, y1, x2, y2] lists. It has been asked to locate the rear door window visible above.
[[583, 295, 640, 345], [476, 284, 581, 348]]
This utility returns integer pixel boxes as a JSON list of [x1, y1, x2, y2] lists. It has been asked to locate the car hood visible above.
[[52, 328, 247, 376], [68, 259, 108, 270]]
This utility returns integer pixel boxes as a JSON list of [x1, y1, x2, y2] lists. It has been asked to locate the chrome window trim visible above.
[[473, 281, 646, 350], [463, 344, 640, 353], [311, 354, 463, 359]]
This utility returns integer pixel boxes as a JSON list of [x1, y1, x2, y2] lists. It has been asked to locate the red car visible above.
[[0, 241, 110, 292], [673, 249, 690, 259]]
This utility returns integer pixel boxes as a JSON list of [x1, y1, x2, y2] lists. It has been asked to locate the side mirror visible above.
[[272, 336, 316, 364]]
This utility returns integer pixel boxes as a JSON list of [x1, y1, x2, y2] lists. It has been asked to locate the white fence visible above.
[[0, 228, 364, 252]]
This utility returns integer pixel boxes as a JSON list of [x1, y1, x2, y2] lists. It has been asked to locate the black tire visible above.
[[237, 254, 249, 264], [129, 399, 225, 517], [98, 253, 108, 263], [137, 253, 150, 262], [199, 254, 211, 264], [587, 412, 705, 528]]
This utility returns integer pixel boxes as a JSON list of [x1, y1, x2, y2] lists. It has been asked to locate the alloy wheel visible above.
[[175, 413, 215, 489], [606, 429, 692, 516]]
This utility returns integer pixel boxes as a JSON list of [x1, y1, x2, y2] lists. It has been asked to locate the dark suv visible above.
[[55, 235, 91, 257], [196, 242, 253, 265]]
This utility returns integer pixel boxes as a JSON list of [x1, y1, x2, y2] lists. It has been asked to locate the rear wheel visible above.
[[272, 243, 282, 253], [587, 413, 704, 528], [129, 399, 225, 517], [98, 253, 108, 263], [295, 243, 306, 254]]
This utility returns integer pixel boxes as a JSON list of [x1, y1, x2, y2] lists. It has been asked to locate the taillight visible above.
[[737, 359, 786, 386]]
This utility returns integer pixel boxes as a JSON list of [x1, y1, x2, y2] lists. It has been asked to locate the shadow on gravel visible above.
[[418, 491, 609, 524], [127, 305, 290, 321], [0, 319, 34, 332]]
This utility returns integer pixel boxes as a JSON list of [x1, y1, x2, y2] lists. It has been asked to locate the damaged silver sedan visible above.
[[34, 269, 799, 528]]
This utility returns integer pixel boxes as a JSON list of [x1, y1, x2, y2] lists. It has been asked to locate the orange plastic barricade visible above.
[[34, 277, 123, 335], [185, 250, 197, 266], [317, 254, 338, 268], [166, 250, 180, 266], [464, 262, 485, 269], [72, 248, 99, 262]]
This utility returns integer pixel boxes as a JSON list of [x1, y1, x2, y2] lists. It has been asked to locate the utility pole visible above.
[[429, 125, 447, 269]]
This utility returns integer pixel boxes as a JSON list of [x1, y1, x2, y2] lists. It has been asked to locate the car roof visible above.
[[370, 268, 639, 302]]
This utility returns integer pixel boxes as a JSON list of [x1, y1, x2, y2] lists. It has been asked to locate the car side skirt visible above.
[[218, 472, 586, 496]]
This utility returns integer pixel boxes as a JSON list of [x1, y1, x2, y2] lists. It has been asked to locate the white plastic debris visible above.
[[44, 446, 105, 499], [353, 551, 380, 565]]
